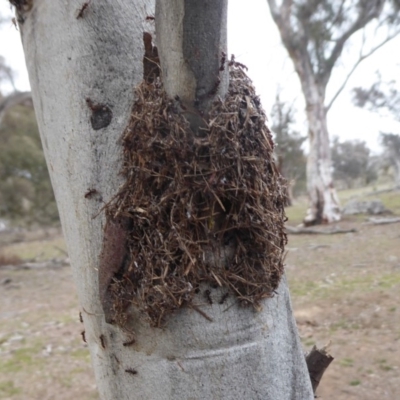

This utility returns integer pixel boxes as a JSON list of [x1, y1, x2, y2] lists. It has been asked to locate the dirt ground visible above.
[[0, 193, 399, 399]]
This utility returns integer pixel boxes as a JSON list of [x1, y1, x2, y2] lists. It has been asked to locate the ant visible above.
[[123, 338, 136, 347], [219, 51, 226, 71], [204, 289, 213, 305], [77, 0, 91, 19], [125, 368, 138, 375], [219, 292, 229, 305], [84, 188, 97, 199]]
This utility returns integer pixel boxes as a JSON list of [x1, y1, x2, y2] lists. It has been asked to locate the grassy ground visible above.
[[0, 186, 399, 399]]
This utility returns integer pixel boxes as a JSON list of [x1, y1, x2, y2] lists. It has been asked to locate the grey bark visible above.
[[15, 0, 313, 398]]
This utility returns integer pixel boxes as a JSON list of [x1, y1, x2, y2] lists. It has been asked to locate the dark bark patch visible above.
[[99, 334, 106, 349], [182, 0, 226, 107], [86, 98, 113, 130], [9, 0, 32, 23], [98, 217, 131, 324], [143, 32, 160, 83], [101, 65, 287, 328]]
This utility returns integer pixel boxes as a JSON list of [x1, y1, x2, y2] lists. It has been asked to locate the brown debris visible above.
[[104, 65, 287, 327]]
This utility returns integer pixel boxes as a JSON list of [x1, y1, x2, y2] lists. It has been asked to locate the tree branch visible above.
[[326, 28, 400, 111], [322, 0, 385, 85]]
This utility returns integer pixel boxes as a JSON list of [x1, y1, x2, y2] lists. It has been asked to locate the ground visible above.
[[0, 188, 399, 399]]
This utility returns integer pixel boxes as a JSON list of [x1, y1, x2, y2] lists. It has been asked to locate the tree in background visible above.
[[353, 78, 400, 187], [270, 94, 307, 203], [0, 53, 55, 225], [331, 137, 376, 189], [0, 56, 32, 126], [266, 0, 400, 225], [380, 133, 400, 187], [0, 105, 58, 224]]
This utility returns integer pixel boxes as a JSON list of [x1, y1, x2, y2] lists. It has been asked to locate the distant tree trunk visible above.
[[304, 94, 340, 225], [266, 0, 397, 225], [14, 0, 313, 398]]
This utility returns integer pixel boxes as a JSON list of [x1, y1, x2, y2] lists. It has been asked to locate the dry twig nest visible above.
[[105, 65, 287, 327]]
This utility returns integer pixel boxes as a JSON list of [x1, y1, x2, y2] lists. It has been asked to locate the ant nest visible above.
[[105, 65, 288, 327]]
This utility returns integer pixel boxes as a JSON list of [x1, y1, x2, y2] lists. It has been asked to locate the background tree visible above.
[[11, 0, 313, 398], [266, 0, 400, 225], [0, 105, 58, 224], [0, 55, 32, 127], [380, 133, 400, 187], [270, 94, 307, 203], [0, 54, 54, 225], [331, 137, 375, 189], [353, 77, 400, 187]]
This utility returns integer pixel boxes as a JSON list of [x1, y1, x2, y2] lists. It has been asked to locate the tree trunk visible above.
[[15, 0, 313, 398], [304, 96, 341, 225]]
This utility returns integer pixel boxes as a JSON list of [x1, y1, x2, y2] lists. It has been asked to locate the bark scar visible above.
[[99, 217, 131, 324], [86, 98, 113, 130]]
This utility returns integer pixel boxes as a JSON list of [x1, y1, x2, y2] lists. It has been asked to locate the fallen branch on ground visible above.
[[365, 217, 400, 225], [2, 259, 69, 270], [286, 226, 357, 235]]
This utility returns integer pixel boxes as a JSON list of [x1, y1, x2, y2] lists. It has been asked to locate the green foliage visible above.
[[270, 95, 307, 197], [0, 106, 59, 224], [331, 137, 376, 188]]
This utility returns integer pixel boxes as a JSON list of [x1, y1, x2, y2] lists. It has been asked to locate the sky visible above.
[[1, 0, 399, 153]]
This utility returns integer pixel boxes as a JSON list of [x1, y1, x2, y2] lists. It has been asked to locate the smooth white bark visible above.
[[17, 1, 313, 398]]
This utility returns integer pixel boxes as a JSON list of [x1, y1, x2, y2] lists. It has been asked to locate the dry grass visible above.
[[0, 190, 399, 399]]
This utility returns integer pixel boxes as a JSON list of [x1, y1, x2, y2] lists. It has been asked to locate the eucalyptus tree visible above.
[[266, 0, 400, 225], [354, 78, 400, 187], [11, 0, 313, 398], [0, 55, 32, 126]]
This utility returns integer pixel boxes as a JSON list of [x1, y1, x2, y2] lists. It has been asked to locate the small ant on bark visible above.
[[84, 188, 97, 199], [77, 0, 91, 19], [204, 289, 213, 305], [125, 368, 138, 375]]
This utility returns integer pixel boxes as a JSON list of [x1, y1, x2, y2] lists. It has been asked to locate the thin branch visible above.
[[326, 29, 400, 111], [322, 1, 385, 85]]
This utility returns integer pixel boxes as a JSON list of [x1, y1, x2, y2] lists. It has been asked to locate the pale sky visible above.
[[1, 0, 400, 152]]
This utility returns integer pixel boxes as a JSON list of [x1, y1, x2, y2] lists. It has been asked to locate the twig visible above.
[[190, 304, 213, 322], [365, 217, 400, 225]]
